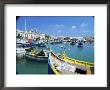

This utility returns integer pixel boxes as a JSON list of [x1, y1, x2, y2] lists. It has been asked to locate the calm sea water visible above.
[[16, 60, 48, 74], [16, 42, 94, 74], [49, 42, 94, 63]]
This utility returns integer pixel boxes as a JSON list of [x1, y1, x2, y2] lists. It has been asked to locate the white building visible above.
[[16, 29, 46, 41]]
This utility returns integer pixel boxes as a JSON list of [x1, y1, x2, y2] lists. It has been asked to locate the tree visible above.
[[45, 34, 51, 41], [16, 33, 23, 39]]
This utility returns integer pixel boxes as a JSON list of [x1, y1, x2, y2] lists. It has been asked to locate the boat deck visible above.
[[49, 52, 94, 74]]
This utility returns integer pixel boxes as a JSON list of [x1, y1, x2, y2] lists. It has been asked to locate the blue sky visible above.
[[16, 16, 94, 37]]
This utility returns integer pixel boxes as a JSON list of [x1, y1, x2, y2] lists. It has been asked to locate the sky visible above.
[[16, 16, 94, 37]]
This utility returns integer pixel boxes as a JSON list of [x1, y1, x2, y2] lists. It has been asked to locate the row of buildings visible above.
[[16, 29, 94, 43], [16, 29, 46, 41]]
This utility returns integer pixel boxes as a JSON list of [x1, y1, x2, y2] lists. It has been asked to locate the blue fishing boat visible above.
[[77, 42, 83, 47]]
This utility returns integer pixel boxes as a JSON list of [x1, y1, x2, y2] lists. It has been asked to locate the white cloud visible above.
[[81, 23, 88, 27], [55, 24, 64, 27], [71, 25, 77, 29], [57, 30, 62, 33], [49, 24, 64, 29]]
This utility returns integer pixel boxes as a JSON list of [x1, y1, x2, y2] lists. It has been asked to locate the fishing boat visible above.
[[77, 42, 83, 47], [70, 41, 76, 45], [48, 52, 78, 74], [21, 43, 31, 48], [25, 49, 48, 62], [50, 40, 63, 44], [16, 47, 26, 58], [16, 44, 27, 54], [77, 38, 84, 47], [16, 43, 32, 54], [48, 52, 94, 74]]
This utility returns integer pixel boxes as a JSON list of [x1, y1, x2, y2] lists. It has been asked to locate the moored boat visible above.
[[70, 41, 76, 45], [25, 49, 48, 62], [50, 40, 63, 44], [77, 42, 83, 47], [48, 52, 94, 74]]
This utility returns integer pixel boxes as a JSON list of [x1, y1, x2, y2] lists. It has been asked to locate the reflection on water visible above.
[[16, 60, 48, 74]]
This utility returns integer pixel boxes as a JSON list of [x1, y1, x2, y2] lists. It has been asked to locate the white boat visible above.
[[16, 39, 28, 44], [16, 48, 26, 56], [77, 39, 84, 47]]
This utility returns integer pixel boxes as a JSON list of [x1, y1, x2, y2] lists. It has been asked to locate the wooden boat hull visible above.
[[25, 54, 48, 62], [48, 52, 94, 74]]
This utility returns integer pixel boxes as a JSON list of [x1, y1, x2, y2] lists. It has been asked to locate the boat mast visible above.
[[25, 19, 27, 31], [24, 19, 27, 40]]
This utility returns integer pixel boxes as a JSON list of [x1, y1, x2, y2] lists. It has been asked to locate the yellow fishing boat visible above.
[[25, 48, 48, 62], [48, 52, 94, 74]]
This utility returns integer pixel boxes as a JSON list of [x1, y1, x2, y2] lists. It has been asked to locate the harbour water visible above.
[[16, 42, 94, 74], [16, 60, 48, 74], [49, 42, 94, 63]]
